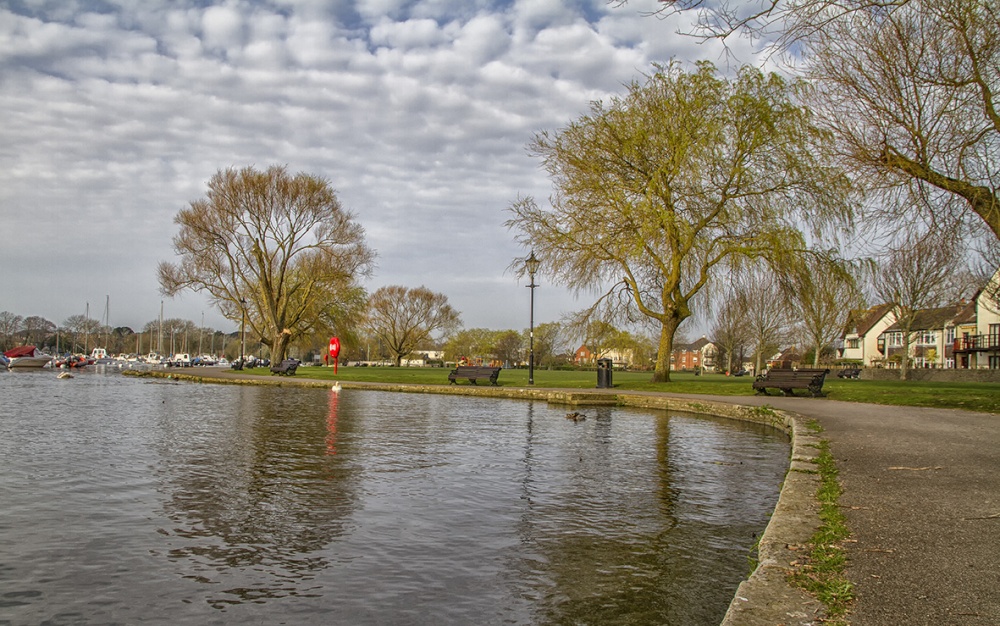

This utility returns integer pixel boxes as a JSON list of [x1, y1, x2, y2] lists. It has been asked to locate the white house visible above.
[[840, 303, 895, 366], [953, 269, 1000, 369]]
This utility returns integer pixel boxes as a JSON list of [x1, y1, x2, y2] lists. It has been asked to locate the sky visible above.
[[0, 0, 760, 335]]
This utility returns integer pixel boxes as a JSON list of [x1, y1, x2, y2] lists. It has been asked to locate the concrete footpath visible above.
[[688, 394, 1000, 626], [141, 369, 999, 624]]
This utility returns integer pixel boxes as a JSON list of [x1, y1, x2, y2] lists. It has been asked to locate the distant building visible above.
[[670, 336, 717, 372], [767, 348, 802, 370], [573, 344, 634, 368]]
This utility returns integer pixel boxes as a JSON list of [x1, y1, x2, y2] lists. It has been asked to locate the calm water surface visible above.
[[0, 369, 789, 625]]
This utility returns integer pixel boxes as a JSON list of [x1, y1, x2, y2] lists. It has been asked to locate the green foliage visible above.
[[508, 61, 852, 382]]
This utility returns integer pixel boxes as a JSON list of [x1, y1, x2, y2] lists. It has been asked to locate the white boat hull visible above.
[[8, 356, 52, 368]]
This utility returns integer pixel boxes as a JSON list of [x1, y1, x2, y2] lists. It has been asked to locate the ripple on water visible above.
[[0, 370, 788, 625]]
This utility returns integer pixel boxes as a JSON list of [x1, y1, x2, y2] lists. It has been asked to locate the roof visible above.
[[882, 305, 965, 333], [845, 303, 894, 336]]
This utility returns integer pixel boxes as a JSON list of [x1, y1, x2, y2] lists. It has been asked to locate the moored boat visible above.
[[4, 345, 53, 369]]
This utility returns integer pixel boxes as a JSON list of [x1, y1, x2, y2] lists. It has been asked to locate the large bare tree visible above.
[[808, 0, 1000, 239], [507, 61, 852, 382], [366, 285, 461, 367], [159, 165, 376, 363], [871, 232, 960, 379]]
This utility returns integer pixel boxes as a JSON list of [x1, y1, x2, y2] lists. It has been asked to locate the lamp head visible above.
[[525, 251, 540, 279]]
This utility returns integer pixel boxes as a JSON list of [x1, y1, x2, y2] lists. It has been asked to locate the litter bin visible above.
[[596, 358, 613, 389]]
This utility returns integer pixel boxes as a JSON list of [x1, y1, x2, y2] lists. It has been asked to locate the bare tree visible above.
[[710, 285, 752, 374], [366, 285, 461, 367], [808, 0, 1000, 240], [780, 254, 865, 367], [871, 232, 960, 379], [507, 62, 852, 382], [22, 316, 55, 348], [159, 165, 376, 363], [0, 311, 24, 351], [742, 270, 792, 373]]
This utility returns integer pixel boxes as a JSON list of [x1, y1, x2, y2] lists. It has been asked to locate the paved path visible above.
[[677, 394, 1000, 625]]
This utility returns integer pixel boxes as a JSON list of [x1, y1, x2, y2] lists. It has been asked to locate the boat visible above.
[[54, 354, 93, 369], [4, 345, 53, 369]]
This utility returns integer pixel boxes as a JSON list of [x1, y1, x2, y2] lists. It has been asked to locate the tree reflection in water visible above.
[[159, 386, 361, 607]]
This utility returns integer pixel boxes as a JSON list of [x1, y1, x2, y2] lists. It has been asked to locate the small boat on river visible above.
[[5, 345, 53, 369]]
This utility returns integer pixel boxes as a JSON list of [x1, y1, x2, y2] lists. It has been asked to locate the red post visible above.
[[328, 337, 341, 375]]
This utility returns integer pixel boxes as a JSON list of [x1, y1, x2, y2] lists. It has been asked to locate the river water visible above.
[[0, 369, 789, 625]]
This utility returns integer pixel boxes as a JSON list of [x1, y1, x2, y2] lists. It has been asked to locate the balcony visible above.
[[953, 335, 1000, 352]]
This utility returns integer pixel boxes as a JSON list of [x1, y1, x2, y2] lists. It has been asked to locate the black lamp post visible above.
[[525, 251, 540, 385]]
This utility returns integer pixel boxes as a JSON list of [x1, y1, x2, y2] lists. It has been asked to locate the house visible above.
[[840, 303, 895, 366], [670, 336, 717, 372], [876, 304, 970, 369], [767, 348, 802, 370], [573, 344, 634, 368], [951, 271, 1000, 368]]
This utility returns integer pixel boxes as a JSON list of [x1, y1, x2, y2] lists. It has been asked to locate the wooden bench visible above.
[[270, 359, 299, 376], [752, 368, 829, 397], [837, 367, 861, 379], [448, 366, 502, 386]]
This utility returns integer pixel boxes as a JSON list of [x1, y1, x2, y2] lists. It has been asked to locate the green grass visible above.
[[246, 365, 1000, 413], [788, 438, 854, 624]]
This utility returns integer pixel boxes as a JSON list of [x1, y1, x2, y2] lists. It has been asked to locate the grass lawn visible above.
[[244, 365, 1000, 414]]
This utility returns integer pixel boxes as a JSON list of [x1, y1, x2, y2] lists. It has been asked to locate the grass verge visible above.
[[788, 427, 854, 624], [257, 365, 1000, 412]]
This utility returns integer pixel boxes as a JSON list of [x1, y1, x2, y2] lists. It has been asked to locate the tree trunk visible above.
[[900, 335, 911, 381], [271, 329, 291, 364], [651, 318, 680, 383], [813, 344, 821, 368]]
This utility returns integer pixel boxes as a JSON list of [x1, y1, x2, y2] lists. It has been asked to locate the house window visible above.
[[946, 327, 955, 344], [990, 324, 1000, 349], [887, 331, 904, 347], [990, 355, 1000, 370], [919, 331, 936, 345], [847, 338, 860, 349]]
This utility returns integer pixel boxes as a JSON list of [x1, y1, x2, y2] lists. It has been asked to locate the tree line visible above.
[[146, 1, 1000, 381]]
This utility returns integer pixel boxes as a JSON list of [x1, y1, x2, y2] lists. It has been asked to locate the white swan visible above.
[[331, 382, 342, 392]]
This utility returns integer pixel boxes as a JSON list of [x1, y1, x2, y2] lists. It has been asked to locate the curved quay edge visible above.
[[125, 369, 826, 625]]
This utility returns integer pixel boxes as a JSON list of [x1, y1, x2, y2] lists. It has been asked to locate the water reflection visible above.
[[157, 387, 362, 607], [0, 373, 788, 625]]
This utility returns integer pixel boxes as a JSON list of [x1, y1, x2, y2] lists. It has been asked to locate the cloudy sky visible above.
[[1, 0, 759, 335]]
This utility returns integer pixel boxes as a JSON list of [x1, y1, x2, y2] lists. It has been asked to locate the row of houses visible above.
[[842, 291, 1000, 369], [563, 271, 1000, 372]]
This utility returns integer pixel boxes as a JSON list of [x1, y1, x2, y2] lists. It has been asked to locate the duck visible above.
[[565, 411, 586, 422], [57, 371, 73, 379]]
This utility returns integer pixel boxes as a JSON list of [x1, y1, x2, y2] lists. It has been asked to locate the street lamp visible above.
[[525, 251, 540, 385]]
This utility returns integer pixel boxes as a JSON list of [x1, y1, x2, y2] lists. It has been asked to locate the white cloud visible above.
[[0, 0, 767, 334]]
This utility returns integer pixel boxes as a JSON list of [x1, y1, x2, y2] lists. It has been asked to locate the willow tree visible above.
[[159, 165, 376, 363], [507, 61, 852, 382]]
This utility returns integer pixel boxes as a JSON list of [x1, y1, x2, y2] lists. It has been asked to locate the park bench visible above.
[[448, 366, 502, 386], [837, 367, 861, 379], [752, 368, 830, 397], [270, 359, 299, 376]]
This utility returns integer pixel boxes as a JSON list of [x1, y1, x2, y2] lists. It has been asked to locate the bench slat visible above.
[[752, 368, 828, 397], [448, 366, 502, 386]]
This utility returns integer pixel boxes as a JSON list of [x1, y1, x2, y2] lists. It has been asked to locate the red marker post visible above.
[[328, 337, 341, 374]]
